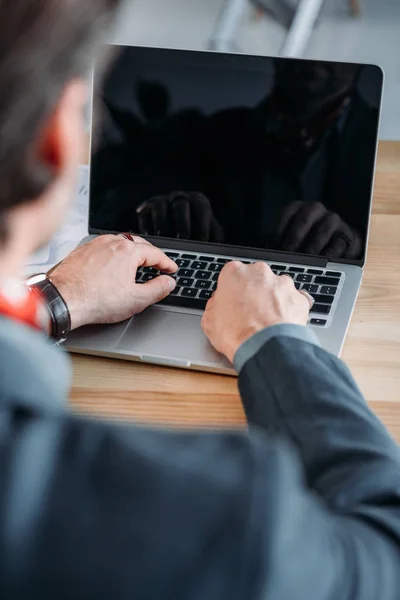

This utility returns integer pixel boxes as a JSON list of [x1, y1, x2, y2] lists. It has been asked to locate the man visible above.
[[0, 2, 399, 600]]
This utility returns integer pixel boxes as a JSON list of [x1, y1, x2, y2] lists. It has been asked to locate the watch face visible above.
[[26, 273, 47, 286]]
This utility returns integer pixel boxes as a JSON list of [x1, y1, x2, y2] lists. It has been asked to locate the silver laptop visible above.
[[67, 45, 383, 375]]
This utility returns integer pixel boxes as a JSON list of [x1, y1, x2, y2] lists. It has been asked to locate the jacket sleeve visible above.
[[238, 335, 400, 600]]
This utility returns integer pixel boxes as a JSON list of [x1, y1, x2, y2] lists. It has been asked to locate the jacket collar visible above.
[[0, 316, 71, 414]]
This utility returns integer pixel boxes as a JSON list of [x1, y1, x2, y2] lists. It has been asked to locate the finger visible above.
[[302, 213, 341, 255], [171, 197, 191, 239], [191, 192, 211, 241], [322, 234, 349, 258], [279, 272, 295, 285], [296, 290, 314, 318], [275, 200, 303, 239], [134, 275, 176, 311], [131, 235, 152, 245], [134, 243, 177, 273], [137, 207, 152, 235], [218, 260, 244, 281], [298, 289, 315, 310], [118, 233, 153, 246], [210, 217, 225, 243], [280, 203, 325, 252], [150, 198, 169, 237], [201, 308, 211, 336]]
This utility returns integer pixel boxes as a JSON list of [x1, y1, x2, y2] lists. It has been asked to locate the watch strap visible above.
[[28, 275, 71, 343]]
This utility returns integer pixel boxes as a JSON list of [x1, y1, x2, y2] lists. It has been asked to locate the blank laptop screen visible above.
[[90, 45, 383, 264]]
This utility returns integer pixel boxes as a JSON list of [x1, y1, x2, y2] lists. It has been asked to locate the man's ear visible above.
[[36, 79, 88, 177]]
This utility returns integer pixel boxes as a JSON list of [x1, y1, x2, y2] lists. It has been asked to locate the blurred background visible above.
[[110, 0, 400, 139]]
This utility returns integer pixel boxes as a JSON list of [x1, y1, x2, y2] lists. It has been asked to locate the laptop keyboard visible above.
[[136, 251, 344, 327]]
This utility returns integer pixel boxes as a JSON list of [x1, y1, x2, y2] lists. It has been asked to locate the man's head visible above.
[[273, 59, 361, 120], [0, 0, 120, 275]]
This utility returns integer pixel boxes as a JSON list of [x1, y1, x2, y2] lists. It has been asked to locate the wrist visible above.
[[225, 322, 272, 363], [47, 272, 86, 331], [227, 319, 306, 363], [25, 273, 71, 343], [233, 323, 319, 374]]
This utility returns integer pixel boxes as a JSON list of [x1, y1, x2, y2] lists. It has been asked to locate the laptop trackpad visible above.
[[116, 307, 230, 369]]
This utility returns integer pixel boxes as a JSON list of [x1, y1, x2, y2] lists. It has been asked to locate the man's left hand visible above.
[[49, 235, 177, 330], [276, 201, 362, 259]]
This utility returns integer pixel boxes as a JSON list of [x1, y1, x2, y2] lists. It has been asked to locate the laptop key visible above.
[[181, 287, 198, 297], [315, 276, 341, 286], [182, 254, 197, 260], [176, 259, 190, 268], [208, 263, 223, 272], [195, 280, 211, 289], [178, 268, 194, 278], [310, 318, 327, 326], [217, 258, 229, 264], [170, 286, 181, 295], [199, 256, 215, 262], [296, 274, 312, 283], [288, 267, 305, 273], [281, 272, 295, 278], [142, 273, 157, 281], [311, 304, 331, 314], [307, 269, 323, 275], [192, 261, 207, 270], [195, 271, 211, 280], [212, 273, 220, 281], [294, 282, 300, 289], [210, 282, 217, 291], [177, 277, 194, 287], [312, 294, 334, 305], [301, 284, 318, 294], [325, 271, 341, 278], [271, 265, 286, 270], [320, 286, 337, 295], [199, 290, 213, 300], [143, 267, 158, 273], [165, 252, 179, 258]]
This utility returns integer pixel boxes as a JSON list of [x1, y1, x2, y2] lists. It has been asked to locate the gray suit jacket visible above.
[[1, 315, 400, 599]]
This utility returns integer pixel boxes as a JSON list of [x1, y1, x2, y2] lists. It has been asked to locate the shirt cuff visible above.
[[233, 324, 321, 374]]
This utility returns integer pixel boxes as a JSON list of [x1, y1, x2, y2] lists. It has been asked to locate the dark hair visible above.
[[0, 0, 120, 241]]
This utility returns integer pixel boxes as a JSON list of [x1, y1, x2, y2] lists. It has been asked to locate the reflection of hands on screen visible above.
[[276, 200, 362, 259], [135, 191, 224, 243]]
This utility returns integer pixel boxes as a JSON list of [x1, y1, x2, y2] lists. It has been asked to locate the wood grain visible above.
[[70, 141, 400, 439]]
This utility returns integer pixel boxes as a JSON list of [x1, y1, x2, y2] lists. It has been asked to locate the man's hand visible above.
[[276, 201, 363, 259], [49, 235, 177, 330], [201, 262, 311, 363], [136, 191, 224, 242]]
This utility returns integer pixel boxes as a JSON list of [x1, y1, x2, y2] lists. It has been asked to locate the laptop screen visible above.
[[90, 46, 383, 264]]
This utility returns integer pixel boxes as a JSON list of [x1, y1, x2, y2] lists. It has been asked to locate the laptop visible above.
[[67, 45, 383, 375]]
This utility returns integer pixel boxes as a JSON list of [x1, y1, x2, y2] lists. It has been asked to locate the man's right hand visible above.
[[136, 191, 224, 242], [49, 235, 177, 331], [201, 262, 311, 364]]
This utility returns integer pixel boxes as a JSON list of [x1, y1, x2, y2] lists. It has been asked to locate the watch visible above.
[[25, 273, 71, 344]]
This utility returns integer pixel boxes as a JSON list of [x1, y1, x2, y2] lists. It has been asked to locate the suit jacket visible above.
[[1, 315, 400, 599]]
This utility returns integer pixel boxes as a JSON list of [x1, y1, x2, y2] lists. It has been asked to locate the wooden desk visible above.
[[70, 141, 400, 439]]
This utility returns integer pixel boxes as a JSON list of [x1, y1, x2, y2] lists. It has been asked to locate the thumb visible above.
[[134, 275, 176, 310]]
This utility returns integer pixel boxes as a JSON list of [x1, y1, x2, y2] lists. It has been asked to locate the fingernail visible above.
[[167, 277, 176, 290]]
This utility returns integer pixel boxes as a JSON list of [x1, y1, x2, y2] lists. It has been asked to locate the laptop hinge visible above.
[[88, 228, 330, 267]]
